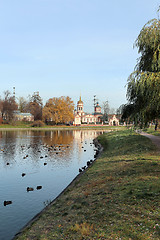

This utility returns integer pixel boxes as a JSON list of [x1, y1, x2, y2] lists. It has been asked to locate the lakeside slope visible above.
[[15, 129, 160, 240]]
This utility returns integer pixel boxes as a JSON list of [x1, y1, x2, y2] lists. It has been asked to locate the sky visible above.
[[0, 0, 159, 113]]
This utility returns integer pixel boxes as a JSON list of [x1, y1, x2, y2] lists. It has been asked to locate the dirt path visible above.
[[140, 132, 160, 151]]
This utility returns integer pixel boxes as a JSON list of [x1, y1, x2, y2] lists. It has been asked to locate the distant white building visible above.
[[108, 114, 120, 126], [14, 111, 34, 122], [73, 96, 103, 125]]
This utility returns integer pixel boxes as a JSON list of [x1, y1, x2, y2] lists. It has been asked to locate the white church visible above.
[[73, 96, 121, 126], [73, 96, 103, 125]]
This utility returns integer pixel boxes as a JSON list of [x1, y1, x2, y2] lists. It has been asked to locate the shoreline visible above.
[[0, 126, 117, 131]]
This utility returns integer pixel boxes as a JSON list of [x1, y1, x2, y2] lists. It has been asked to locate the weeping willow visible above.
[[123, 17, 160, 126]]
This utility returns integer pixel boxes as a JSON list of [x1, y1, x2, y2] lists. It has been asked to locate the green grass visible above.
[[0, 123, 125, 130], [144, 126, 160, 136], [0, 122, 30, 128], [15, 129, 160, 240]]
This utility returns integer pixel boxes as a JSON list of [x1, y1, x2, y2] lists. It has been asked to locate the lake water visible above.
[[0, 130, 103, 240]]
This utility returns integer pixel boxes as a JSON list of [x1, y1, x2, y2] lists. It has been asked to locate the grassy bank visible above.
[[0, 123, 124, 130], [15, 129, 160, 240]]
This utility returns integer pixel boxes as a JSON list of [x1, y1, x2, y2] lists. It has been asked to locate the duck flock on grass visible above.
[[1, 141, 100, 207]]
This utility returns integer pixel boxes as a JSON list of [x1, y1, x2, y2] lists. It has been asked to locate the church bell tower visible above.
[[77, 96, 83, 116]]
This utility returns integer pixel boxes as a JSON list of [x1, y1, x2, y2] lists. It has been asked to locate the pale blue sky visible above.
[[0, 0, 159, 112]]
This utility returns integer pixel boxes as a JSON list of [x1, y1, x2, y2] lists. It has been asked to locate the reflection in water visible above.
[[0, 130, 104, 240]]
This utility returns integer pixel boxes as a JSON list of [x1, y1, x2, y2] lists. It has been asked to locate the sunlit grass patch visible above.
[[144, 126, 160, 136], [70, 222, 94, 237]]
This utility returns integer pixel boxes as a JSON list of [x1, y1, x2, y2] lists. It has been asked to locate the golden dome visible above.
[[77, 96, 83, 104]]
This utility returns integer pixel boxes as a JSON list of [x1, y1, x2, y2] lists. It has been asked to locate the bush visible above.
[[31, 120, 45, 127]]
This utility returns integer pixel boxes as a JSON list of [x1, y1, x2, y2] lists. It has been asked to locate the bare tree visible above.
[[18, 97, 29, 112], [1, 91, 18, 122], [102, 100, 110, 122], [102, 100, 110, 115], [109, 108, 116, 114], [28, 92, 43, 120]]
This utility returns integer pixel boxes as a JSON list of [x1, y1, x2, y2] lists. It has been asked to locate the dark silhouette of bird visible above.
[[87, 161, 91, 167], [27, 187, 34, 192], [4, 200, 12, 206]]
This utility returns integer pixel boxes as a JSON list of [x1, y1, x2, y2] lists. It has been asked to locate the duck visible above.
[[44, 162, 47, 165], [22, 173, 26, 177], [36, 186, 42, 190], [87, 161, 91, 167], [79, 168, 83, 173], [27, 187, 34, 192], [4, 200, 12, 206]]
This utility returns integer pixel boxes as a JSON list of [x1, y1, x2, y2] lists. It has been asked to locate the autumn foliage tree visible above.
[[43, 96, 74, 125]]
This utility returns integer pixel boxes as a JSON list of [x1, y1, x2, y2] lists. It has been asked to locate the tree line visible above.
[[0, 91, 74, 125], [0, 90, 119, 126]]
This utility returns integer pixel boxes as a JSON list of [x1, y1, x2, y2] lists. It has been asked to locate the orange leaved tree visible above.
[[42, 96, 74, 125]]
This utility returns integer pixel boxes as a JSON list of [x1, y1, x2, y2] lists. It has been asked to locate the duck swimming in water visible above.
[[27, 187, 34, 192], [4, 200, 12, 206]]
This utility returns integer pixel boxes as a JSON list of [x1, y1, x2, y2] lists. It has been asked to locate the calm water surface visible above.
[[0, 130, 103, 240]]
